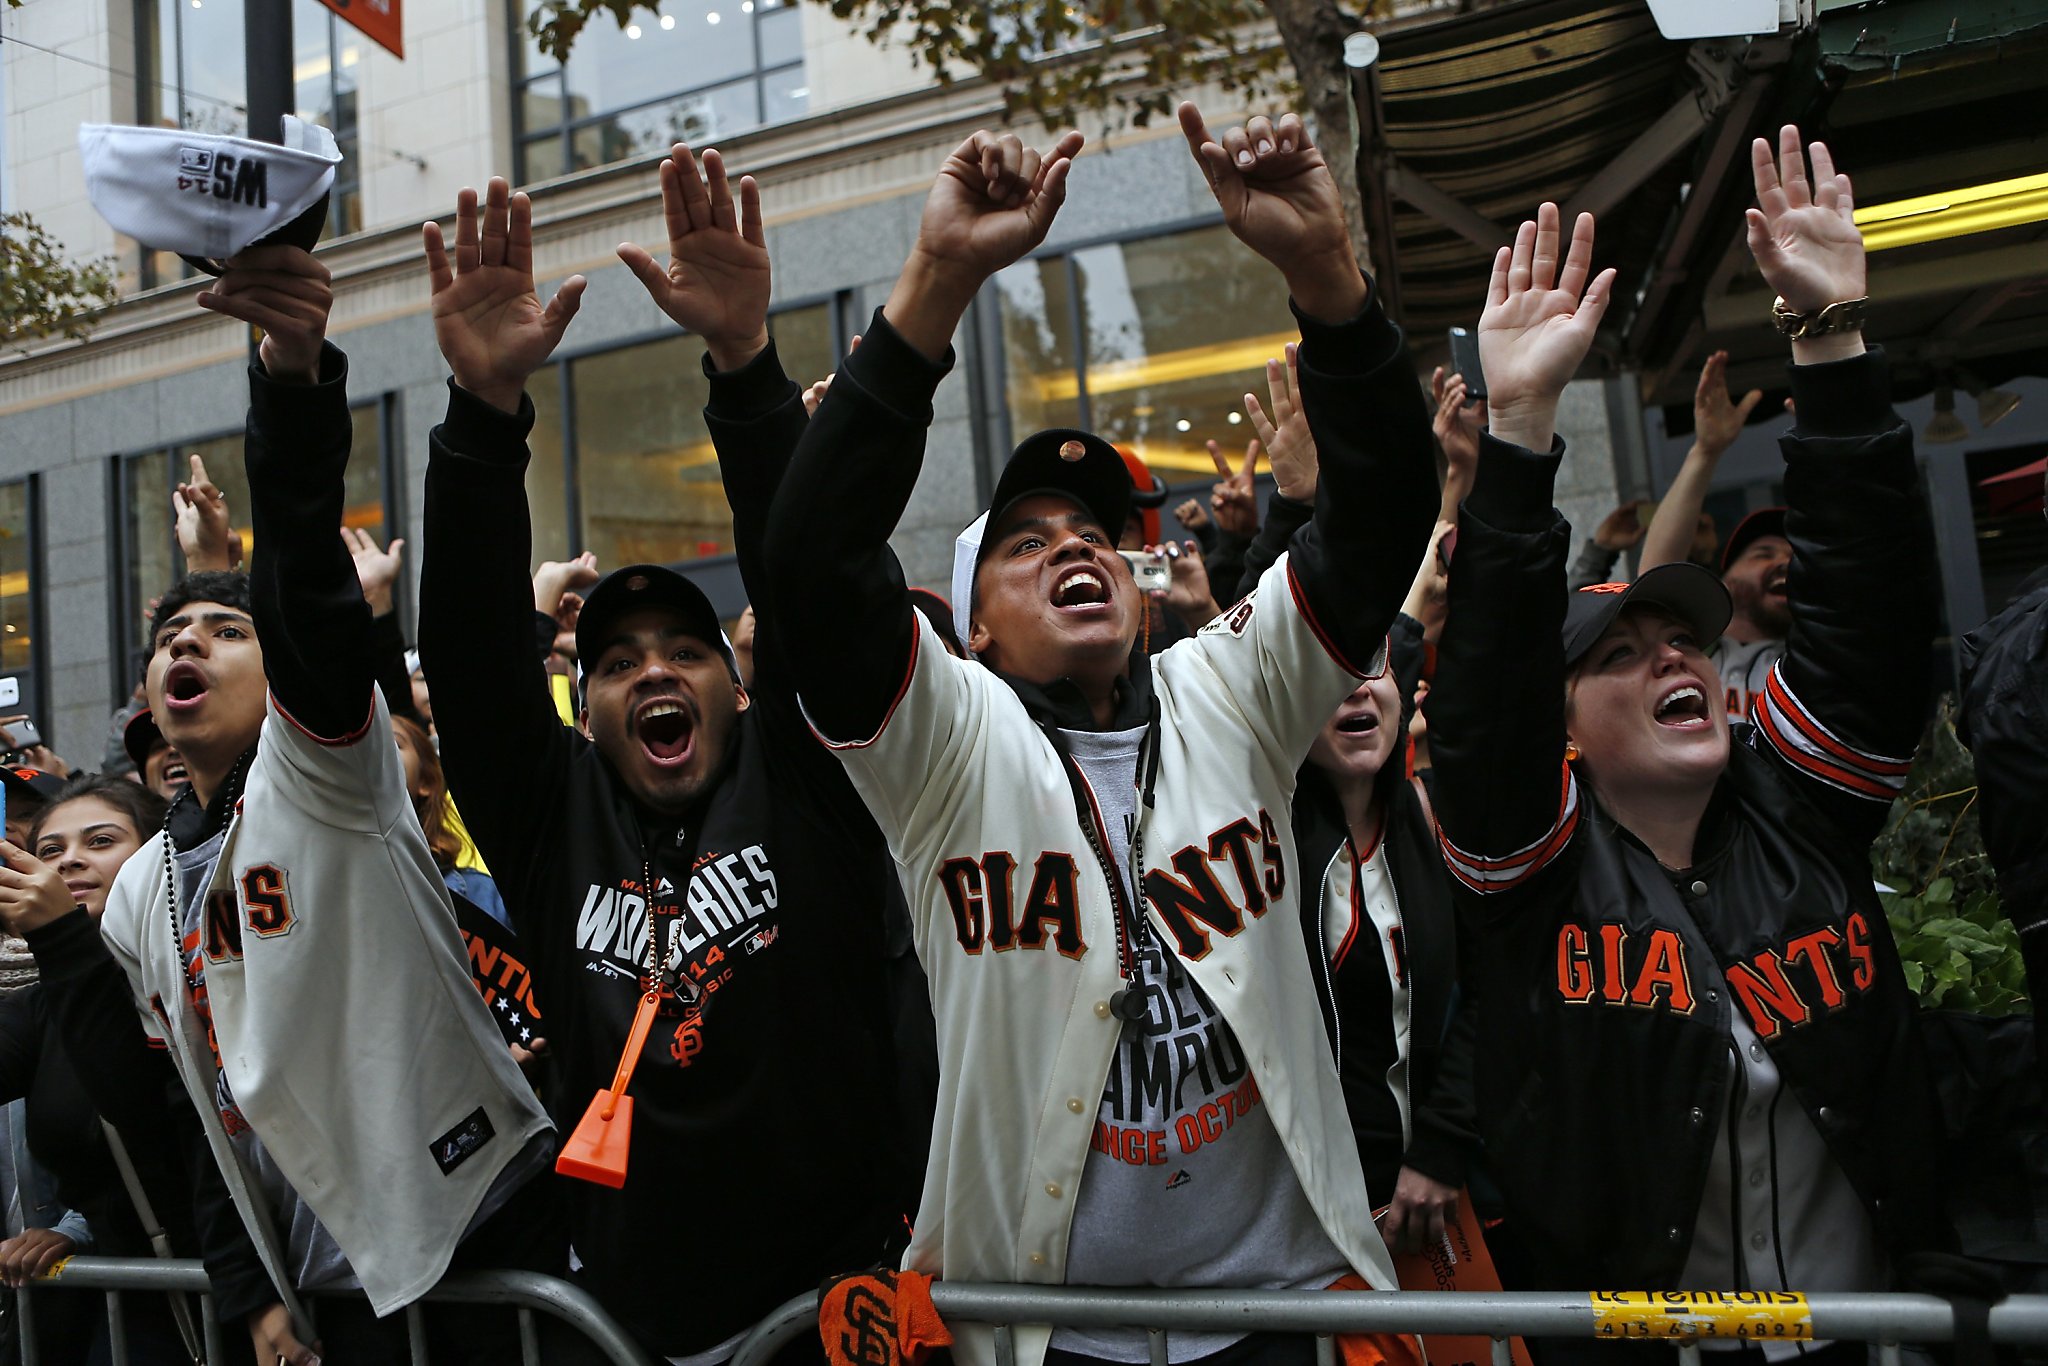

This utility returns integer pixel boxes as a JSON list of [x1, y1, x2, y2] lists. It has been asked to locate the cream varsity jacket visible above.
[[824, 554, 1399, 1366], [99, 690, 553, 1315]]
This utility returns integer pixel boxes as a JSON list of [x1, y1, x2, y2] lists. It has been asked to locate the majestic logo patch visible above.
[[429, 1106, 497, 1175]]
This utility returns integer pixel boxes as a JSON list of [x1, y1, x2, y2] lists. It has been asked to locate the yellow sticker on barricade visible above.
[[1589, 1291, 1815, 1341]]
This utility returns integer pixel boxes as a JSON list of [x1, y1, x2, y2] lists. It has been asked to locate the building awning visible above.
[[1352, 0, 2048, 412]]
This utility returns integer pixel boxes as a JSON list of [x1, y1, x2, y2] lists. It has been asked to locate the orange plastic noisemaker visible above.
[[556, 989, 660, 1188]]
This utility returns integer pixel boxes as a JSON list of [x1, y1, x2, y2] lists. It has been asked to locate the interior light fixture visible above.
[[661, 13, 676, 26], [1035, 330, 1298, 402], [1227, 411, 1242, 425], [1923, 383, 1968, 445], [707, 10, 722, 22], [1175, 419, 1192, 432], [1854, 171, 2048, 252], [626, 22, 642, 37]]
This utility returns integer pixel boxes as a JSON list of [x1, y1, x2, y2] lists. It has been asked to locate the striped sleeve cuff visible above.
[[1439, 760, 1582, 894], [1753, 664, 1912, 801]]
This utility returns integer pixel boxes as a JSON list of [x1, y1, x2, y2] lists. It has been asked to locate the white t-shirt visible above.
[[1055, 726, 1347, 1363], [1710, 636, 1785, 723]]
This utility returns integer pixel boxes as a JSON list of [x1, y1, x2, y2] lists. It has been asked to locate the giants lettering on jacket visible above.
[[1552, 913, 1879, 1039], [938, 809, 1288, 960], [573, 845, 780, 966]]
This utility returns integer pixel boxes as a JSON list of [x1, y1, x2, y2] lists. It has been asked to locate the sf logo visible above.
[[838, 1281, 900, 1366]]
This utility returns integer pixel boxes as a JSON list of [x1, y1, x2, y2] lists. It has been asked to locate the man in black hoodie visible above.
[[416, 158, 907, 1361]]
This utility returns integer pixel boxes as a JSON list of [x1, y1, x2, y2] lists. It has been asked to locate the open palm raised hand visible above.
[[423, 178, 585, 413], [1745, 125, 1863, 314], [1476, 203, 1615, 448], [618, 145, 771, 369]]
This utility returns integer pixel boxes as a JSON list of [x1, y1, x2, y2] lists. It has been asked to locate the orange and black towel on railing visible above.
[[819, 1268, 953, 1366], [1323, 1274, 1427, 1366]]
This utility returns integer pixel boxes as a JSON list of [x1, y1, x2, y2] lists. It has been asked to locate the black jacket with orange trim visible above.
[[1425, 346, 1950, 1291]]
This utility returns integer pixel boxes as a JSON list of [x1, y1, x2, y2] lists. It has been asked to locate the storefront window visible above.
[[523, 302, 837, 570], [121, 408, 387, 679], [0, 481, 37, 684], [513, 0, 808, 185], [993, 224, 1299, 481]]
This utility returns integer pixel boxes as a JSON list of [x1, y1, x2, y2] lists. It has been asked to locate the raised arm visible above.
[[763, 129, 1080, 743], [1640, 351, 1762, 571], [616, 143, 819, 692], [1428, 204, 1616, 897], [416, 179, 589, 866], [1177, 102, 1437, 673], [194, 245, 375, 739], [1736, 127, 1934, 840]]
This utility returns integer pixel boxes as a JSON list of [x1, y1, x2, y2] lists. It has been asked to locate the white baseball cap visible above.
[[80, 116, 343, 273]]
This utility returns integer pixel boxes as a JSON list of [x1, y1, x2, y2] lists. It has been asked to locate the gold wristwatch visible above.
[[1770, 295, 1868, 339]]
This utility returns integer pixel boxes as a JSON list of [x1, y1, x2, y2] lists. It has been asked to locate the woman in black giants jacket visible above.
[[1427, 130, 1947, 1343]]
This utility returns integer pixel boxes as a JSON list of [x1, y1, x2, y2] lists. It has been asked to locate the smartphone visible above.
[[1117, 549, 1172, 593], [1436, 527, 1459, 571], [5, 719, 42, 752], [1446, 327, 1487, 401]]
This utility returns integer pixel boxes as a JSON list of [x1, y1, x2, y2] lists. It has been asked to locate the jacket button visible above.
[[1750, 1232, 1768, 1251], [1029, 1252, 1046, 1266], [1689, 1106, 1705, 1126], [1094, 1001, 1111, 1019], [1689, 879, 1708, 896], [1668, 1226, 1682, 1243], [1817, 1105, 1835, 1126], [1750, 1043, 1764, 1062], [1045, 1183, 1062, 1199], [1704, 989, 1719, 1003], [1068, 1098, 1085, 1113]]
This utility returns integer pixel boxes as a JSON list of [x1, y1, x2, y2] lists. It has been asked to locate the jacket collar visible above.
[[167, 747, 256, 853], [995, 649, 1155, 733]]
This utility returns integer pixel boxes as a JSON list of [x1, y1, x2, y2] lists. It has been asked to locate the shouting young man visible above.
[[415, 161, 907, 1362], [12, 242, 553, 1366], [762, 106, 1438, 1366]]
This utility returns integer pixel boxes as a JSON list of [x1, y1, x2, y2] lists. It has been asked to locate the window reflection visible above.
[[0, 483, 35, 678], [527, 370, 573, 566], [513, 0, 808, 185], [528, 303, 835, 571], [123, 411, 386, 669], [994, 226, 1297, 477]]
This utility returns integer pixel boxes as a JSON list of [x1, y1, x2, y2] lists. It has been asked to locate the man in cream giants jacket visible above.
[[18, 243, 551, 1366], [763, 105, 1439, 1366]]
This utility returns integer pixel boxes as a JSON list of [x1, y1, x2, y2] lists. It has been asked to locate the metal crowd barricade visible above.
[[16, 1255, 659, 1366], [734, 1284, 2048, 1366]]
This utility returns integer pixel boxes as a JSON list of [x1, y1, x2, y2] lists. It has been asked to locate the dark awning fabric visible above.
[[1361, 0, 1693, 343]]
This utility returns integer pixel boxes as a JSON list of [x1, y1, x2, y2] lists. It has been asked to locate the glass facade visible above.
[[514, 0, 807, 185], [119, 407, 386, 683], [135, 0, 365, 286], [524, 302, 839, 570], [993, 224, 1299, 482], [0, 481, 38, 687]]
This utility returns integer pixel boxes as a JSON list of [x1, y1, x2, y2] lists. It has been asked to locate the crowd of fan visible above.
[[0, 99, 2041, 1366]]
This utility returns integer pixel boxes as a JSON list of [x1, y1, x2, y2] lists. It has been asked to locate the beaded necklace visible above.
[[159, 752, 252, 1001]]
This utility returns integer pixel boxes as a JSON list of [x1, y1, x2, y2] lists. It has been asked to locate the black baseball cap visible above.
[[123, 707, 167, 771], [1720, 507, 1788, 574], [985, 429, 1133, 547], [574, 564, 735, 675], [1561, 562, 1733, 670], [0, 767, 67, 805]]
